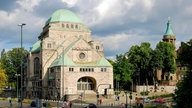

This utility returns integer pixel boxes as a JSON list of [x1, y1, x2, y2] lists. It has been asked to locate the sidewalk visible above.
[[77, 91, 170, 106], [0, 100, 30, 108]]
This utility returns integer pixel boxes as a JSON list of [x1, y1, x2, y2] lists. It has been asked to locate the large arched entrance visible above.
[[77, 77, 96, 91]]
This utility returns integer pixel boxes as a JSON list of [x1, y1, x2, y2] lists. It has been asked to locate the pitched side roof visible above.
[[30, 40, 41, 53], [49, 39, 112, 68], [50, 56, 112, 67]]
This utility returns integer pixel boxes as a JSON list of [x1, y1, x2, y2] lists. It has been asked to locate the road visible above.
[[0, 100, 30, 108], [0, 100, 125, 108], [0, 99, 172, 108]]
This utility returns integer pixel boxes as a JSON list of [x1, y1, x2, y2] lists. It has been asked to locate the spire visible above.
[[164, 17, 174, 36]]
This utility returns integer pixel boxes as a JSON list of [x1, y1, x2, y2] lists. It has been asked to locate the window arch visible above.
[[71, 24, 74, 28], [77, 77, 95, 90], [170, 76, 173, 80], [62, 24, 65, 28], [34, 57, 40, 75], [66, 24, 69, 28], [75, 24, 78, 29]]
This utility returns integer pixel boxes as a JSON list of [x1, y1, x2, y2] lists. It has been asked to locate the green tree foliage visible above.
[[0, 48, 28, 87], [150, 48, 164, 70], [0, 64, 7, 94], [178, 40, 192, 69], [155, 42, 176, 74], [113, 54, 133, 89], [126, 42, 153, 85], [175, 39, 192, 108], [149, 49, 164, 84], [112, 41, 177, 88], [175, 70, 192, 108]]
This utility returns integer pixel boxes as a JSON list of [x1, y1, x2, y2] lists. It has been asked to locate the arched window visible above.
[[170, 76, 173, 80], [62, 24, 65, 28], [75, 25, 78, 29], [34, 57, 40, 75], [66, 24, 69, 28], [77, 77, 95, 90]]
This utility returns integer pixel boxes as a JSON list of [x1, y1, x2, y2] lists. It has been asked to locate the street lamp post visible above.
[[15, 74, 20, 107], [125, 91, 128, 108], [18, 23, 26, 108], [129, 92, 132, 108], [96, 90, 99, 105]]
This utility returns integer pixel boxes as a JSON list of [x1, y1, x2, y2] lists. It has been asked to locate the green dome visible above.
[[164, 19, 174, 36], [45, 9, 83, 25]]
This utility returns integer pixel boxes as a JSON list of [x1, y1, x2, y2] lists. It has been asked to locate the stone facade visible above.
[[25, 9, 113, 100], [136, 85, 176, 93]]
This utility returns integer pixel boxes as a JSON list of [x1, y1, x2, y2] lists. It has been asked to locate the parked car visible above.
[[30, 101, 50, 107], [43, 102, 50, 107], [154, 98, 165, 103], [30, 101, 36, 107], [139, 98, 151, 103], [84, 103, 97, 108]]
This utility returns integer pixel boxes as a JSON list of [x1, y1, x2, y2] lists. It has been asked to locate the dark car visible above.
[[43, 102, 50, 107], [30, 101, 36, 107], [30, 101, 49, 107], [84, 103, 97, 108]]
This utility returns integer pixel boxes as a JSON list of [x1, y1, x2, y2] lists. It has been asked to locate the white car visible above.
[[140, 98, 151, 103]]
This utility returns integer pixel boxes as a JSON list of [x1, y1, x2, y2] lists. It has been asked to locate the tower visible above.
[[161, 18, 177, 86], [162, 18, 176, 47]]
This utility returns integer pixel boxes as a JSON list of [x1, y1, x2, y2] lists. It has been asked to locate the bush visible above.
[[148, 93, 174, 99], [115, 91, 120, 95], [22, 99, 30, 103], [140, 91, 149, 96]]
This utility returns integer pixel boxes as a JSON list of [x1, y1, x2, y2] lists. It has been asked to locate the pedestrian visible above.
[[69, 101, 72, 108], [117, 95, 120, 101], [121, 103, 125, 108], [9, 98, 12, 108], [99, 98, 102, 105], [110, 103, 114, 107], [140, 103, 143, 108], [62, 101, 65, 108], [115, 95, 118, 101]]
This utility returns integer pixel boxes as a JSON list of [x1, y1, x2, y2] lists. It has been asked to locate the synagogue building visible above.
[[24, 9, 114, 100]]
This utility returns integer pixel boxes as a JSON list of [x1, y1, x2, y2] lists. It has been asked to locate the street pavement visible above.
[[0, 92, 172, 108], [0, 100, 123, 108], [0, 100, 31, 108]]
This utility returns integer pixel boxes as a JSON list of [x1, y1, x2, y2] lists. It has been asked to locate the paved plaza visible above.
[[0, 92, 171, 108]]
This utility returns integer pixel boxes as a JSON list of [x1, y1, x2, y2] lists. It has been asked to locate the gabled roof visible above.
[[49, 38, 112, 68], [97, 57, 112, 67], [50, 56, 112, 67], [30, 40, 41, 53], [50, 55, 75, 67]]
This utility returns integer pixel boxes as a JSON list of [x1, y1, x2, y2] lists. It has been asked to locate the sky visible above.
[[0, 0, 192, 59]]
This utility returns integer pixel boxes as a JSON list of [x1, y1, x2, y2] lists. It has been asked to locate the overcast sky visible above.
[[1, 0, 192, 59]]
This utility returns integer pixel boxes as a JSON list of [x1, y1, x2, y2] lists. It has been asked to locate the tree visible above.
[[0, 64, 7, 94], [155, 41, 176, 81], [126, 42, 153, 85], [175, 39, 192, 108], [149, 49, 164, 85], [0, 48, 28, 87], [175, 70, 192, 108], [113, 54, 133, 90], [178, 40, 192, 69]]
